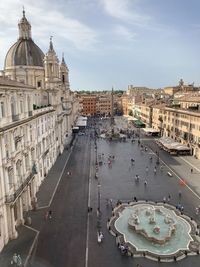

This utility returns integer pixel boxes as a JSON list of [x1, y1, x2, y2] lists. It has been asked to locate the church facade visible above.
[[0, 11, 79, 251]]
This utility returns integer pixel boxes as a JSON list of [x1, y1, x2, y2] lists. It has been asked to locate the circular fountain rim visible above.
[[108, 200, 200, 262]]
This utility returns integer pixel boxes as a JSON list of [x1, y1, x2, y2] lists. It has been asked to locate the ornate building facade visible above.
[[0, 11, 79, 251]]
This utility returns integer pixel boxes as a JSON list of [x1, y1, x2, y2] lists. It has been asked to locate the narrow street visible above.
[[31, 131, 91, 267]]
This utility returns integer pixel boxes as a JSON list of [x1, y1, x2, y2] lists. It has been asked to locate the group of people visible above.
[[11, 253, 22, 266]]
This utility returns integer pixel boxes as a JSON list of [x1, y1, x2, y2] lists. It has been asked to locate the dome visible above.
[[4, 39, 44, 68], [4, 10, 44, 69]]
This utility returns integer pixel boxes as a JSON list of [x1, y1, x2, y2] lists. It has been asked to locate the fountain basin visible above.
[[108, 201, 200, 261]]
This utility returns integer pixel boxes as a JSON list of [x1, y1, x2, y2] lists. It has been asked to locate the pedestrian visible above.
[[178, 191, 182, 198], [109, 198, 113, 208], [11, 253, 18, 265], [17, 255, 22, 266], [144, 180, 147, 186], [195, 207, 199, 215], [48, 210, 52, 219], [168, 194, 171, 202], [88, 207, 93, 212], [180, 205, 184, 212], [191, 168, 193, 174], [99, 231, 104, 241]]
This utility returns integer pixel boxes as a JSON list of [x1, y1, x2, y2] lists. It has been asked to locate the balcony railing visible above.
[[5, 172, 35, 204], [32, 106, 54, 116]]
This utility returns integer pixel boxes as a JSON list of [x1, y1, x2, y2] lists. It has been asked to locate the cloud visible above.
[[0, 0, 98, 53], [114, 25, 136, 41], [101, 0, 150, 26]]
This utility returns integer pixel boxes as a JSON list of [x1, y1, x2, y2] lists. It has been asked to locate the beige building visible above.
[[139, 103, 153, 127], [0, 10, 79, 251], [152, 104, 200, 158]]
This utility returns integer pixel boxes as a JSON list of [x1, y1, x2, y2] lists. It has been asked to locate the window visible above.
[[20, 100, 23, 113], [37, 81, 41, 88], [0, 102, 5, 118]]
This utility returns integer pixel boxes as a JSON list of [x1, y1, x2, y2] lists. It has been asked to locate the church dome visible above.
[[4, 10, 44, 69], [4, 39, 44, 68]]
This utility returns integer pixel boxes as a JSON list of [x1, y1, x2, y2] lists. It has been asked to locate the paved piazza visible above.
[[88, 117, 200, 267]]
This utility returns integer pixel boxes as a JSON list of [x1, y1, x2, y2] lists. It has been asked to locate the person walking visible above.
[[191, 168, 193, 174], [154, 166, 157, 174], [144, 180, 147, 186], [195, 207, 199, 215], [48, 210, 52, 219]]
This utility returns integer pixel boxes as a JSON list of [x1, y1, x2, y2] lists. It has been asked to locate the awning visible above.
[[143, 128, 160, 133], [134, 120, 145, 126]]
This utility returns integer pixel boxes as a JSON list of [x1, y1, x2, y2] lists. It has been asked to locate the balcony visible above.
[[5, 172, 35, 204], [32, 106, 54, 116]]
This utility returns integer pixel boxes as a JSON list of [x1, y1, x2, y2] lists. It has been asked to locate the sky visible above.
[[1, 0, 200, 91]]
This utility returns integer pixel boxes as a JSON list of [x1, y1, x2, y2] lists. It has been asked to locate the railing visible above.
[[5, 172, 35, 204], [32, 106, 54, 116]]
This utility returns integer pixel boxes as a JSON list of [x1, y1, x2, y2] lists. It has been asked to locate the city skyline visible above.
[[1, 0, 200, 90]]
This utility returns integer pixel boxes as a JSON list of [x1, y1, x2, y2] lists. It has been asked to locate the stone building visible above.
[[152, 104, 200, 158], [0, 10, 79, 251]]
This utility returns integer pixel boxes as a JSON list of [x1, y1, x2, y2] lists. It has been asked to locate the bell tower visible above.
[[59, 53, 70, 90], [44, 37, 60, 89]]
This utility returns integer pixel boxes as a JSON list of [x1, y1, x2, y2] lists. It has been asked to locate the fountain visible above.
[[127, 205, 176, 245], [108, 201, 200, 261]]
